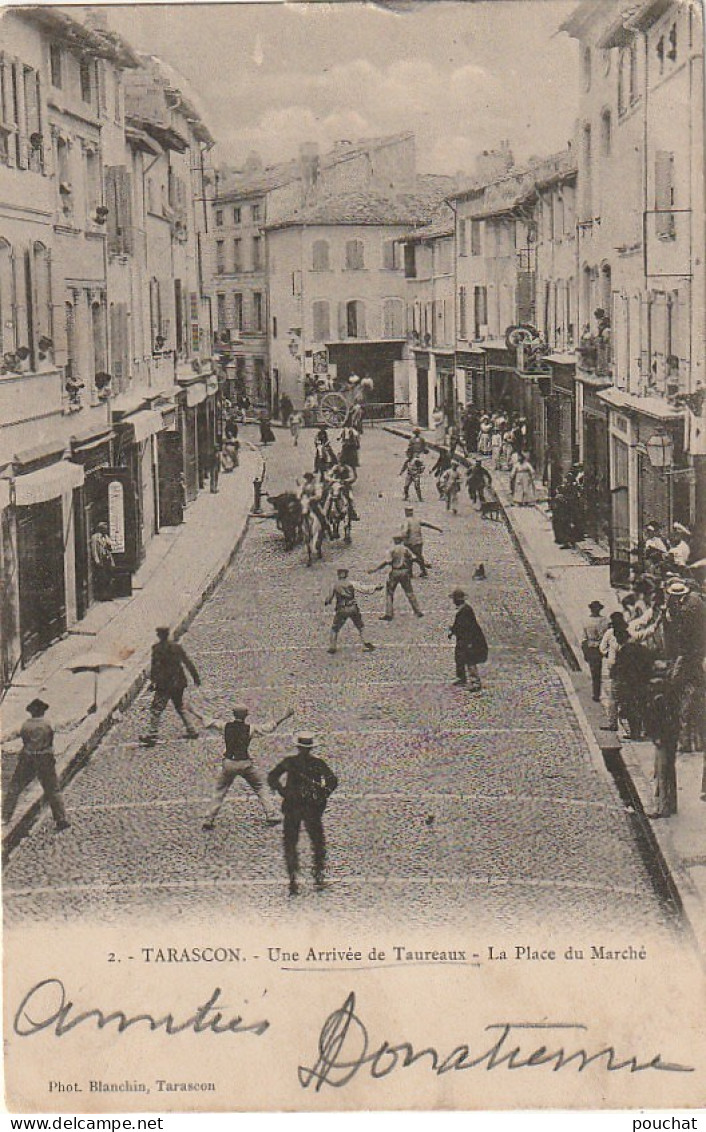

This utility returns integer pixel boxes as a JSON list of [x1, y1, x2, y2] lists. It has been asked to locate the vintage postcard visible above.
[[1, 0, 705, 1115]]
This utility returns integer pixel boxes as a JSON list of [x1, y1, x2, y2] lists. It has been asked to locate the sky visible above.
[[107, 0, 580, 176]]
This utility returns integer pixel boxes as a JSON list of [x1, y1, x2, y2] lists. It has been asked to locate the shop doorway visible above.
[[17, 499, 66, 664]]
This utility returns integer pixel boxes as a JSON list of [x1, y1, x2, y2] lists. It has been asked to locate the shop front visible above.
[[601, 388, 687, 585], [412, 350, 430, 428], [113, 408, 165, 563], [546, 359, 577, 495], [480, 344, 515, 415], [69, 424, 115, 620], [11, 456, 84, 666], [180, 380, 208, 503], [455, 349, 486, 410], [435, 354, 456, 425], [577, 377, 610, 545]]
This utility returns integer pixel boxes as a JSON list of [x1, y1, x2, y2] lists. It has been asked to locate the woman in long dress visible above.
[[478, 416, 492, 456], [509, 453, 536, 505]]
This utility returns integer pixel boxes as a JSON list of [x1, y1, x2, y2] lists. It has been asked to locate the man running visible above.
[[140, 627, 201, 746], [400, 507, 442, 578], [439, 463, 462, 514], [202, 704, 294, 830], [370, 534, 424, 620], [325, 567, 382, 654], [401, 453, 425, 502]]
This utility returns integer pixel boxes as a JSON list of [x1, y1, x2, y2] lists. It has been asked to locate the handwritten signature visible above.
[[298, 992, 694, 1089], [13, 978, 270, 1038]]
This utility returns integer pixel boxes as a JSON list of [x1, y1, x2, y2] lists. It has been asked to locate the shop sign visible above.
[[108, 479, 126, 554]]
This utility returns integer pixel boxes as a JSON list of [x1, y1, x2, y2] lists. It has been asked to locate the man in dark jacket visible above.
[[268, 733, 338, 896], [2, 698, 70, 831], [140, 627, 201, 746], [448, 588, 488, 691]]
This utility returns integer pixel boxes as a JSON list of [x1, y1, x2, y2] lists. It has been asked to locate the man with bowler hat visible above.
[[2, 698, 70, 830], [202, 703, 293, 830], [581, 600, 608, 702], [268, 733, 338, 896], [140, 627, 201, 746]]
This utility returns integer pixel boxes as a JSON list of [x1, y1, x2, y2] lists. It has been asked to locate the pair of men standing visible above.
[[202, 703, 338, 898]]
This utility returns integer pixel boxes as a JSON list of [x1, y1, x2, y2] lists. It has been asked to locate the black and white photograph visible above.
[[0, 0, 705, 1116]]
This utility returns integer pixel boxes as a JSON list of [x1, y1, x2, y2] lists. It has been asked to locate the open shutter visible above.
[[117, 166, 133, 254], [338, 301, 347, 340], [14, 61, 28, 169], [655, 150, 675, 239], [105, 166, 118, 253]]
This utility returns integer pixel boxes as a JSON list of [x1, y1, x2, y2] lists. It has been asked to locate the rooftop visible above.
[[266, 176, 454, 230], [14, 6, 141, 67]]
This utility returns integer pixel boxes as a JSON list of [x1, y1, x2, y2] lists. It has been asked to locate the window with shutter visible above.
[[383, 240, 399, 270], [0, 239, 15, 356], [312, 239, 330, 271], [64, 297, 77, 386], [655, 150, 676, 239], [49, 44, 62, 89], [346, 300, 365, 338], [312, 300, 330, 342], [459, 286, 467, 339], [0, 56, 17, 168], [233, 292, 243, 332], [470, 220, 482, 256], [32, 242, 52, 345], [382, 298, 404, 338], [345, 240, 365, 270]]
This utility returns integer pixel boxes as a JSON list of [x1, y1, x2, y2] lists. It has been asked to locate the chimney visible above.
[[84, 8, 109, 30], [244, 150, 263, 174], [299, 141, 320, 196], [475, 142, 514, 183]]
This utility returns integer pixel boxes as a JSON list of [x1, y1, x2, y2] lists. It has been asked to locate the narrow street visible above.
[[3, 428, 679, 934]]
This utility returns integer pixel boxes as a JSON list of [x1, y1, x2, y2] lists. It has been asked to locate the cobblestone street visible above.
[[3, 428, 680, 934]]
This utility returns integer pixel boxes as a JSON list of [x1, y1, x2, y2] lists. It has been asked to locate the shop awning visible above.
[[0, 478, 11, 510], [186, 382, 207, 408], [69, 421, 114, 452], [13, 439, 67, 467], [12, 460, 84, 506], [119, 409, 165, 443]]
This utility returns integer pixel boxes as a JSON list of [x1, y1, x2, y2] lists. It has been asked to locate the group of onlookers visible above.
[[582, 555, 705, 818]]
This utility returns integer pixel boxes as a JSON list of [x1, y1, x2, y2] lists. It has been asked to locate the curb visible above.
[[2, 454, 263, 864]]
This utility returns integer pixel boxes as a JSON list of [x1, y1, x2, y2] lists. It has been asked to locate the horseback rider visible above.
[[314, 427, 337, 475], [298, 471, 330, 535], [325, 463, 360, 525]]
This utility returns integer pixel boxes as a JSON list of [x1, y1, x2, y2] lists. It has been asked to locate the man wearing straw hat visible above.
[[268, 733, 338, 896], [2, 698, 70, 831]]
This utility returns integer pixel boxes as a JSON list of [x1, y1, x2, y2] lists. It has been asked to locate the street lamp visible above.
[[645, 430, 674, 469]]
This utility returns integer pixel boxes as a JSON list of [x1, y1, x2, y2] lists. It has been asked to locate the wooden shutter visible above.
[[338, 301, 347, 339], [14, 61, 28, 169], [655, 150, 675, 238], [117, 166, 133, 254], [459, 286, 467, 339]]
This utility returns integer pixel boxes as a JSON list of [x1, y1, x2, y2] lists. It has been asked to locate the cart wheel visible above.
[[320, 392, 348, 426]]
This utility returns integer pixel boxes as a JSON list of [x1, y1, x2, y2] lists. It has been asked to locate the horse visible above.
[[266, 491, 302, 551], [301, 507, 325, 566]]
